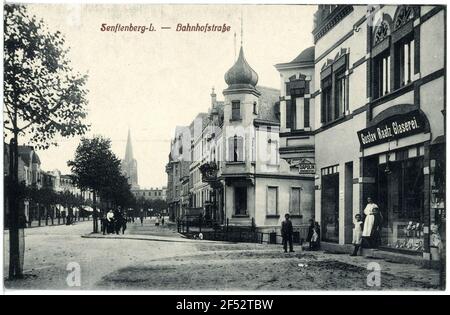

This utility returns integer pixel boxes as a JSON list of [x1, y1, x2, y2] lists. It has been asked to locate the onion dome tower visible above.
[[223, 46, 260, 96]]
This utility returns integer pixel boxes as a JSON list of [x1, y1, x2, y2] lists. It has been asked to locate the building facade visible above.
[[312, 4, 445, 261], [132, 187, 166, 201], [166, 126, 191, 221]]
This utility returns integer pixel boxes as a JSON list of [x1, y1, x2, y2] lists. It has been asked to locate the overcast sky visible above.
[[23, 3, 316, 188]]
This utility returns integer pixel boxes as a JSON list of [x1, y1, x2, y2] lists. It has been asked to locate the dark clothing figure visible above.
[[281, 218, 294, 253], [370, 212, 383, 248], [310, 222, 321, 251], [101, 216, 107, 235], [306, 221, 315, 250], [161, 217, 165, 226]]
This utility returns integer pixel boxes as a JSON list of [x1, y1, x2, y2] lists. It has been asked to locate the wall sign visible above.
[[357, 110, 426, 148], [298, 162, 316, 174]]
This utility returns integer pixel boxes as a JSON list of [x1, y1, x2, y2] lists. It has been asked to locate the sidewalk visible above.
[[82, 218, 216, 244]]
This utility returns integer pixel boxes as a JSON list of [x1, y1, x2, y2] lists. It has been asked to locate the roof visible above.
[[256, 86, 281, 123], [291, 46, 315, 63], [17, 145, 40, 166], [274, 46, 315, 70], [224, 46, 259, 89]]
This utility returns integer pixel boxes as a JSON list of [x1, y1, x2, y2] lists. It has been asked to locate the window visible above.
[[285, 99, 296, 129], [267, 186, 278, 216], [334, 69, 347, 118], [394, 35, 414, 89], [253, 101, 258, 114], [231, 101, 241, 120], [289, 187, 301, 216], [374, 51, 390, 99], [234, 186, 247, 215], [321, 76, 332, 123], [228, 135, 244, 162]]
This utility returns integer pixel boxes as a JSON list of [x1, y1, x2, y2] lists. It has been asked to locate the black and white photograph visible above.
[[1, 0, 447, 295]]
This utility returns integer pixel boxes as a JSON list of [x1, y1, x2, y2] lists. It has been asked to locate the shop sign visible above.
[[298, 162, 316, 174], [357, 110, 426, 148], [287, 158, 316, 174]]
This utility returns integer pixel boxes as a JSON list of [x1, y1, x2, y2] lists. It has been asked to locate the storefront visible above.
[[358, 106, 432, 255]]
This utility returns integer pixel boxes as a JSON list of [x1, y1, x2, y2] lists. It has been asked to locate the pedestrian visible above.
[[371, 207, 383, 248], [350, 213, 363, 256], [139, 209, 144, 226], [114, 210, 122, 235], [121, 213, 127, 234], [281, 213, 294, 253], [361, 197, 378, 248], [106, 209, 115, 234], [306, 219, 315, 250], [310, 221, 321, 250], [161, 216, 165, 226], [101, 213, 107, 235]]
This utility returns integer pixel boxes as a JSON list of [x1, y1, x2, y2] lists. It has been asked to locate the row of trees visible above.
[[20, 186, 92, 226]]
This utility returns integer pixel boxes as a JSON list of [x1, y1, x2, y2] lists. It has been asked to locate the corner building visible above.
[[312, 5, 445, 261]]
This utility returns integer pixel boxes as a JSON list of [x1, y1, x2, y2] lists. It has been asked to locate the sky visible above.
[[20, 3, 316, 188]]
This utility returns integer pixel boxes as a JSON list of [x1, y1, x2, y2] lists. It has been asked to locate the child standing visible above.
[[350, 213, 363, 256]]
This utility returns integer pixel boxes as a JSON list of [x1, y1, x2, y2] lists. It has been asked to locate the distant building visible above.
[[132, 187, 166, 201], [166, 126, 191, 221], [121, 129, 139, 189]]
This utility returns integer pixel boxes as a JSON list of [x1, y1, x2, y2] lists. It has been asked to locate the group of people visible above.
[[101, 209, 127, 235], [280, 197, 383, 256], [351, 197, 383, 256]]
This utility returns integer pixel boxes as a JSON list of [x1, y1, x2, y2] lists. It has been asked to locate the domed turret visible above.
[[224, 46, 258, 89]]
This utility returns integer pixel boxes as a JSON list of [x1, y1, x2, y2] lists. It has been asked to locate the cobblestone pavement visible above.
[[3, 219, 444, 291]]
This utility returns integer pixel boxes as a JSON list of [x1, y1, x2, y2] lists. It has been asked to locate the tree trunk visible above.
[[8, 136, 24, 279], [93, 190, 98, 233]]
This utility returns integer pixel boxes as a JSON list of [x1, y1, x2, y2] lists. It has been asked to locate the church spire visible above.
[[124, 129, 134, 162]]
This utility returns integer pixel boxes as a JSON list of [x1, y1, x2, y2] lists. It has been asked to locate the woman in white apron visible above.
[[362, 197, 378, 247]]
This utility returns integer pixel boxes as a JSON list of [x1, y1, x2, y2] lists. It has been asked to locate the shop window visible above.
[[377, 156, 424, 252], [373, 51, 390, 99], [321, 172, 339, 243], [228, 135, 244, 162], [267, 186, 278, 216], [394, 34, 414, 89], [321, 76, 332, 123], [231, 101, 241, 120], [334, 68, 347, 118], [289, 187, 301, 216], [234, 186, 247, 215]]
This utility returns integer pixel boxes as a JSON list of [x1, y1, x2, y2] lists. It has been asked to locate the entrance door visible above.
[[322, 173, 339, 243]]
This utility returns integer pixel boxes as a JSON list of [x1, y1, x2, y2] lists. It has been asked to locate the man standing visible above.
[[281, 213, 294, 253]]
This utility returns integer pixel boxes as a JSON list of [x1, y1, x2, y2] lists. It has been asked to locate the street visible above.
[[3, 219, 442, 291]]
